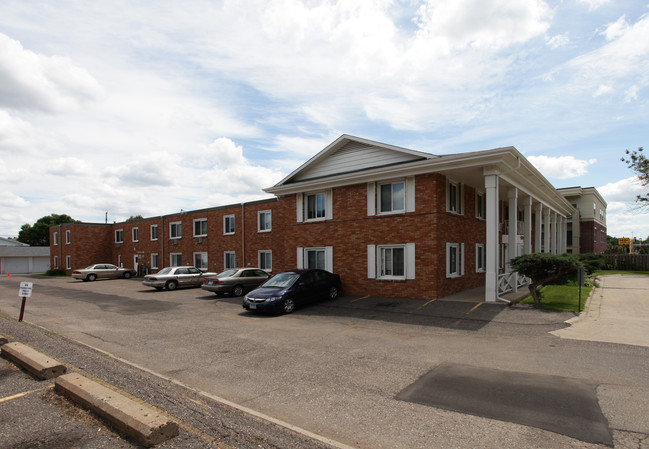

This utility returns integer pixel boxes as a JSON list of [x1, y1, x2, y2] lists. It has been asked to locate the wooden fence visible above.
[[603, 254, 649, 271]]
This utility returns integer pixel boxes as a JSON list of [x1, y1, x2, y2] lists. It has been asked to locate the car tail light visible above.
[[72, 271, 80, 275]]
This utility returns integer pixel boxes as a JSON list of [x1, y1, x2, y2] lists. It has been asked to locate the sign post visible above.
[[577, 268, 585, 313], [18, 282, 33, 322]]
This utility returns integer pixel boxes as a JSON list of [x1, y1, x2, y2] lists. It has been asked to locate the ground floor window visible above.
[[224, 251, 236, 269], [170, 253, 182, 267], [475, 244, 485, 273], [258, 250, 272, 271], [194, 252, 208, 270], [379, 246, 405, 278], [446, 243, 464, 277], [306, 248, 325, 270], [151, 253, 159, 269], [53, 256, 58, 268], [65, 255, 71, 270], [297, 246, 333, 272]]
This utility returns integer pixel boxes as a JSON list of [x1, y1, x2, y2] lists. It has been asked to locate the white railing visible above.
[[498, 272, 515, 294], [517, 274, 530, 290]]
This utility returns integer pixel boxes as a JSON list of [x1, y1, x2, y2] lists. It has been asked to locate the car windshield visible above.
[[157, 267, 173, 274], [216, 269, 238, 278], [84, 266, 95, 269], [261, 273, 300, 288]]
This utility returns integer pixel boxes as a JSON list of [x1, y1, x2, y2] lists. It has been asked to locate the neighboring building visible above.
[[558, 187, 607, 254], [0, 237, 50, 274], [50, 135, 604, 301]]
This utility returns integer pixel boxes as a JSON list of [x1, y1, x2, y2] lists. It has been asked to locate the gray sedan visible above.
[[201, 268, 270, 297], [72, 264, 135, 281], [142, 266, 216, 291]]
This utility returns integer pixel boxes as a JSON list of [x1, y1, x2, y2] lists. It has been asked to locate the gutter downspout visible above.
[[160, 216, 164, 268], [241, 203, 246, 267]]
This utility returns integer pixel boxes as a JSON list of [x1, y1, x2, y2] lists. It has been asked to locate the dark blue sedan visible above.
[[242, 269, 341, 314]]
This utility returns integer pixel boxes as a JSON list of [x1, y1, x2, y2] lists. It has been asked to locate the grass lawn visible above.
[[592, 270, 649, 276], [520, 284, 593, 312]]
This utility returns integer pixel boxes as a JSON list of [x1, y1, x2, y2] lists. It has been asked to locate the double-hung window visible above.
[[132, 227, 139, 242], [66, 255, 71, 270], [379, 246, 405, 278], [306, 248, 326, 270], [258, 211, 271, 232], [170, 222, 182, 239], [115, 229, 124, 243], [447, 180, 462, 214], [193, 218, 208, 237], [170, 253, 182, 266], [194, 252, 208, 270], [306, 193, 326, 220], [65, 230, 71, 244], [476, 191, 485, 219], [258, 250, 272, 271], [379, 182, 405, 213], [224, 215, 235, 235], [53, 256, 58, 268], [151, 253, 159, 269], [224, 251, 236, 269], [446, 242, 464, 277], [53, 232, 58, 246], [475, 244, 485, 273], [150, 225, 158, 241]]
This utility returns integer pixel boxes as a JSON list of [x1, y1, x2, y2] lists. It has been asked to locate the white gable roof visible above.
[[274, 134, 434, 185]]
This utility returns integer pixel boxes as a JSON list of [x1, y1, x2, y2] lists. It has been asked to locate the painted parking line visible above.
[[415, 298, 438, 311], [0, 385, 54, 404], [351, 295, 370, 303], [453, 302, 484, 326]]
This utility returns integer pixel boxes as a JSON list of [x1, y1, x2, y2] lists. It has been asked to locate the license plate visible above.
[[249, 304, 256, 309]]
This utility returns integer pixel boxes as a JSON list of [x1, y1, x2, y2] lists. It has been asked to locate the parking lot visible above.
[[2, 274, 649, 448]]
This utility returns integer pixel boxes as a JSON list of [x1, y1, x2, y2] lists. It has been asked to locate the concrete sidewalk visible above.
[[551, 274, 649, 347]]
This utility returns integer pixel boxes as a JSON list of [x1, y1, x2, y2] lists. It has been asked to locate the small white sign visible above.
[[19, 282, 33, 298]]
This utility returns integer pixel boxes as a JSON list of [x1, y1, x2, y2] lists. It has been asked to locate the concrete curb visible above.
[[56, 372, 179, 447], [1, 341, 66, 379], [0, 334, 8, 346]]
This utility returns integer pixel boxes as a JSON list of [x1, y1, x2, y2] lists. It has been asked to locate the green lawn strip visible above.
[[520, 284, 593, 312]]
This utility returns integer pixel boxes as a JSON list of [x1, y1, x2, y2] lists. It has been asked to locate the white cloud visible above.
[[46, 157, 91, 176], [601, 15, 630, 41], [527, 155, 597, 179], [0, 191, 29, 207], [624, 85, 639, 102], [0, 33, 103, 113], [546, 33, 570, 49], [593, 84, 614, 97], [577, 0, 610, 11], [598, 176, 645, 202]]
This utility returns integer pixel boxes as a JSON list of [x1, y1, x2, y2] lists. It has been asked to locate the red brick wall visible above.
[[580, 220, 607, 254], [50, 223, 112, 272]]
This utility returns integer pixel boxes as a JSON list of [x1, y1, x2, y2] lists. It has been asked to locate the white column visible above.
[[508, 188, 518, 292], [551, 212, 558, 254], [485, 173, 499, 303], [534, 203, 542, 253], [559, 216, 567, 253], [523, 197, 532, 255], [543, 208, 551, 253]]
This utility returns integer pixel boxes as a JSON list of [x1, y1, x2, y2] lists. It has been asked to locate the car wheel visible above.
[[123, 271, 132, 279], [166, 280, 178, 291], [155, 287, 163, 291], [232, 285, 244, 297], [328, 286, 339, 300], [282, 298, 295, 314], [87, 274, 97, 282]]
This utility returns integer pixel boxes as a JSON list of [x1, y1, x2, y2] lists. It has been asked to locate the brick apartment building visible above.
[[50, 135, 606, 302]]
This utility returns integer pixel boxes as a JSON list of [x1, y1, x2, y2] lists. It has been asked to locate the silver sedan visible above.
[[72, 264, 135, 281], [201, 268, 270, 297], [142, 266, 216, 291]]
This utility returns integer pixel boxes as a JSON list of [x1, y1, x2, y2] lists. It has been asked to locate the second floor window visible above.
[[194, 218, 208, 237], [379, 181, 405, 213], [132, 227, 139, 242], [53, 232, 58, 245], [65, 230, 71, 244], [306, 193, 326, 220], [224, 215, 235, 234], [115, 229, 123, 243], [150, 225, 158, 241], [258, 211, 271, 232], [170, 222, 182, 239]]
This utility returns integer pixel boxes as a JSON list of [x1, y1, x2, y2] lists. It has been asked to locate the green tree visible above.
[[510, 253, 581, 305], [621, 147, 648, 206], [126, 215, 144, 222], [18, 214, 79, 246]]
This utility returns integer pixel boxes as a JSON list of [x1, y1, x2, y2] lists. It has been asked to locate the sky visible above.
[[1, 0, 648, 241]]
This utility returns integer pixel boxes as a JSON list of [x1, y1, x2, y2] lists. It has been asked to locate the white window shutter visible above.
[[325, 189, 333, 220], [367, 245, 376, 279], [297, 247, 304, 269], [406, 177, 415, 213], [367, 183, 376, 216], [296, 193, 303, 222], [461, 243, 465, 275], [325, 246, 333, 272], [406, 243, 415, 279]]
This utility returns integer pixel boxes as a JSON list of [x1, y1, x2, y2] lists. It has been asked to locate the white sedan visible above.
[[142, 266, 216, 291]]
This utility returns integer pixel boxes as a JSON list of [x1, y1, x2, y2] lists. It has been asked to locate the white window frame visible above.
[[53, 255, 58, 268], [475, 243, 485, 273], [193, 218, 208, 237], [115, 229, 124, 243], [132, 227, 139, 242], [150, 225, 158, 241], [65, 230, 71, 244], [446, 242, 465, 278], [66, 255, 71, 270], [378, 245, 406, 279], [258, 250, 272, 271], [296, 246, 333, 272], [170, 253, 182, 267], [169, 222, 182, 239], [447, 179, 463, 214], [367, 243, 415, 280], [258, 210, 272, 232], [151, 253, 159, 269], [118, 255, 122, 268], [476, 190, 485, 219], [305, 248, 326, 270], [194, 252, 208, 270], [224, 251, 236, 269], [306, 192, 327, 221], [53, 232, 58, 246], [378, 181, 406, 214], [223, 215, 235, 235]]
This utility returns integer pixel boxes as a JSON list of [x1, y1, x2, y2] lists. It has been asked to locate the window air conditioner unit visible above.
[[115, 243, 121, 248], [195, 237, 203, 244], [172, 240, 178, 245]]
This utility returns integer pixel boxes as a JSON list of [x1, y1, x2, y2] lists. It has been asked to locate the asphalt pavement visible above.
[[1, 273, 649, 449]]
